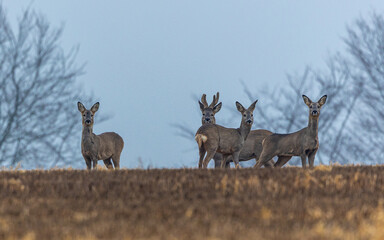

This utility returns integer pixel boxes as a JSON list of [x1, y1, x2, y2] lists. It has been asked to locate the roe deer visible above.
[[78, 102, 124, 170], [199, 92, 222, 125], [219, 130, 275, 167], [254, 95, 327, 169], [198, 93, 274, 168], [198, 92, 229, 168], [195, 101, 257, 169]]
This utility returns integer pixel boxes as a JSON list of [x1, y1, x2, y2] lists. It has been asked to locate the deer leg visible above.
[[213, 153, 222, 168], [202, 150, 216, 168], [300, 154, 307, 169], [223, 155, 232, 168], [198, 147, 206, 168], [112, 154, 121, 169], [274, 156, 292, 168], [103, 158, 113, 169], [308, 149, 318, 168], [217, 153, 231, 168], [92, 159, 98, 169], [225, 161, 230, 169], [232, 151, 241, 169], [85, 158, 92, 170], [255, 152, 275, 169], [263, 159, 275, 168], [220, 155, 229, 168]]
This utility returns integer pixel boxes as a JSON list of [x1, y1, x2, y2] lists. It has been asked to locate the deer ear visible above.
[[213, 102, 222, 114], [199, 101, 205, 112], [302, 95, 312, 107], [91, 102, 100, 113], [318, 95, 327, 107], [236, 101, 245, 112], [77, 102, 85, 113], [248, 100, 258, 112]]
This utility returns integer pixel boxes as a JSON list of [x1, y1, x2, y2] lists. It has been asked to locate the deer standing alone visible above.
[[198, 93, 274, 168], [78, 102, 124, 170], [196, 100, 257, 169], [254, 95, 327, 169]]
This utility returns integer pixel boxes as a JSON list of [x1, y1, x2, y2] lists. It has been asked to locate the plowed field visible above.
[[1, 166, 384, 239]]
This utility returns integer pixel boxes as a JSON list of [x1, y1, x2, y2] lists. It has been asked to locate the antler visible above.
[[201, 94, 208, 107], [209, 92, 220, 108]]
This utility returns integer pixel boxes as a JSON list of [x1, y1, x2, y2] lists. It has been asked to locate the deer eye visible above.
[[91, 114, 93, 117], [83, 114, 85, 117], [211, 114, 213, 116], [202, 113, 205, 116], [251, 114, 253, 117], [310, 106, 313, 108], [243, 114, 246, 117]]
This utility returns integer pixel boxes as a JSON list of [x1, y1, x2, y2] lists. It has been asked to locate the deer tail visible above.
[[195, 134, 208, 148]]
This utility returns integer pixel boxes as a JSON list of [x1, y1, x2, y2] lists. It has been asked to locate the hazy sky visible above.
[[4, 1, 384, 168]]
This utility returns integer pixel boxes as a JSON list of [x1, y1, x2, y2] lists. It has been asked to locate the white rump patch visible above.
[[195, 134, 207, 141], [195, 134, 208, 147]]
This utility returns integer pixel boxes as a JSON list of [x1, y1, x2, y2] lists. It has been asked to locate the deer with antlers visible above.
[[198, 93, 274, 168], [254, 95, 327, 169], [199, 92, 222, 125], [196, 100, 257, 169], [198, 92, 230, 168], [78, 102, 124, 170]]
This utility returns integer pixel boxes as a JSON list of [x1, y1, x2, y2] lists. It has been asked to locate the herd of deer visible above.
[[195, 92, 327, 169], [76, 92, 327, 170]]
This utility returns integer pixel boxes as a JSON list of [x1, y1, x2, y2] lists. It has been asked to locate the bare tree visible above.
[[343, 13, 384, 164], [244, 12, 384, 165], [0, 6, 93, 167], [242, 59, 361, 165], [176, 12, 384, 166]]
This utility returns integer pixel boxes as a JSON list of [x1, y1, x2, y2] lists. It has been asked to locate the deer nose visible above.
[[85, 120, 91, 124], [312, 110, 318, 114], [205, 118, 210, 122], [246, 120, 252, 124]]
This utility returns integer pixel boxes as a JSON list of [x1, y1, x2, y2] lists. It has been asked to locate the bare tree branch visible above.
[[0, 5, 100, 167]]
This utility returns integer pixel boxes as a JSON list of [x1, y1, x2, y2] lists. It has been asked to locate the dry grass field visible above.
[[1, 166, 384, 240]]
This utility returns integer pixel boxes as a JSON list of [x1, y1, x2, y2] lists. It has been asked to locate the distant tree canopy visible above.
[[0, 5, 94, 167], [244, 12, 384, 165]]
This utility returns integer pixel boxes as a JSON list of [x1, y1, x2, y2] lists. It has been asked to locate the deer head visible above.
[[236, 100, 257, 126], [77, 102, 99, 126], [199, 92, 222, 124], [302, 95, 327, 118]]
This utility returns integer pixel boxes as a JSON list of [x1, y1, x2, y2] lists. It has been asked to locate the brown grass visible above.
[[0, 166, 383, 239]]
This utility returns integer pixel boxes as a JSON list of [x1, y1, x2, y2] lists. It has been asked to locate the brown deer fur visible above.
[[198, 93, 274, 168], [198, 92, 229, 168], [196, 101, 257, 169], [78, 102, 124, 170], [254, 95, 327, 169]]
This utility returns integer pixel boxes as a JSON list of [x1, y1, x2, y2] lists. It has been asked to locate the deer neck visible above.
[[307, 116, 319, 138], [82, 125, 94, 142], [238, 121, 252, 140]]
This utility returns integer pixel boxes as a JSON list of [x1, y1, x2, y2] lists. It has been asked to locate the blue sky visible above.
[[4, 1, 384, 168]]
